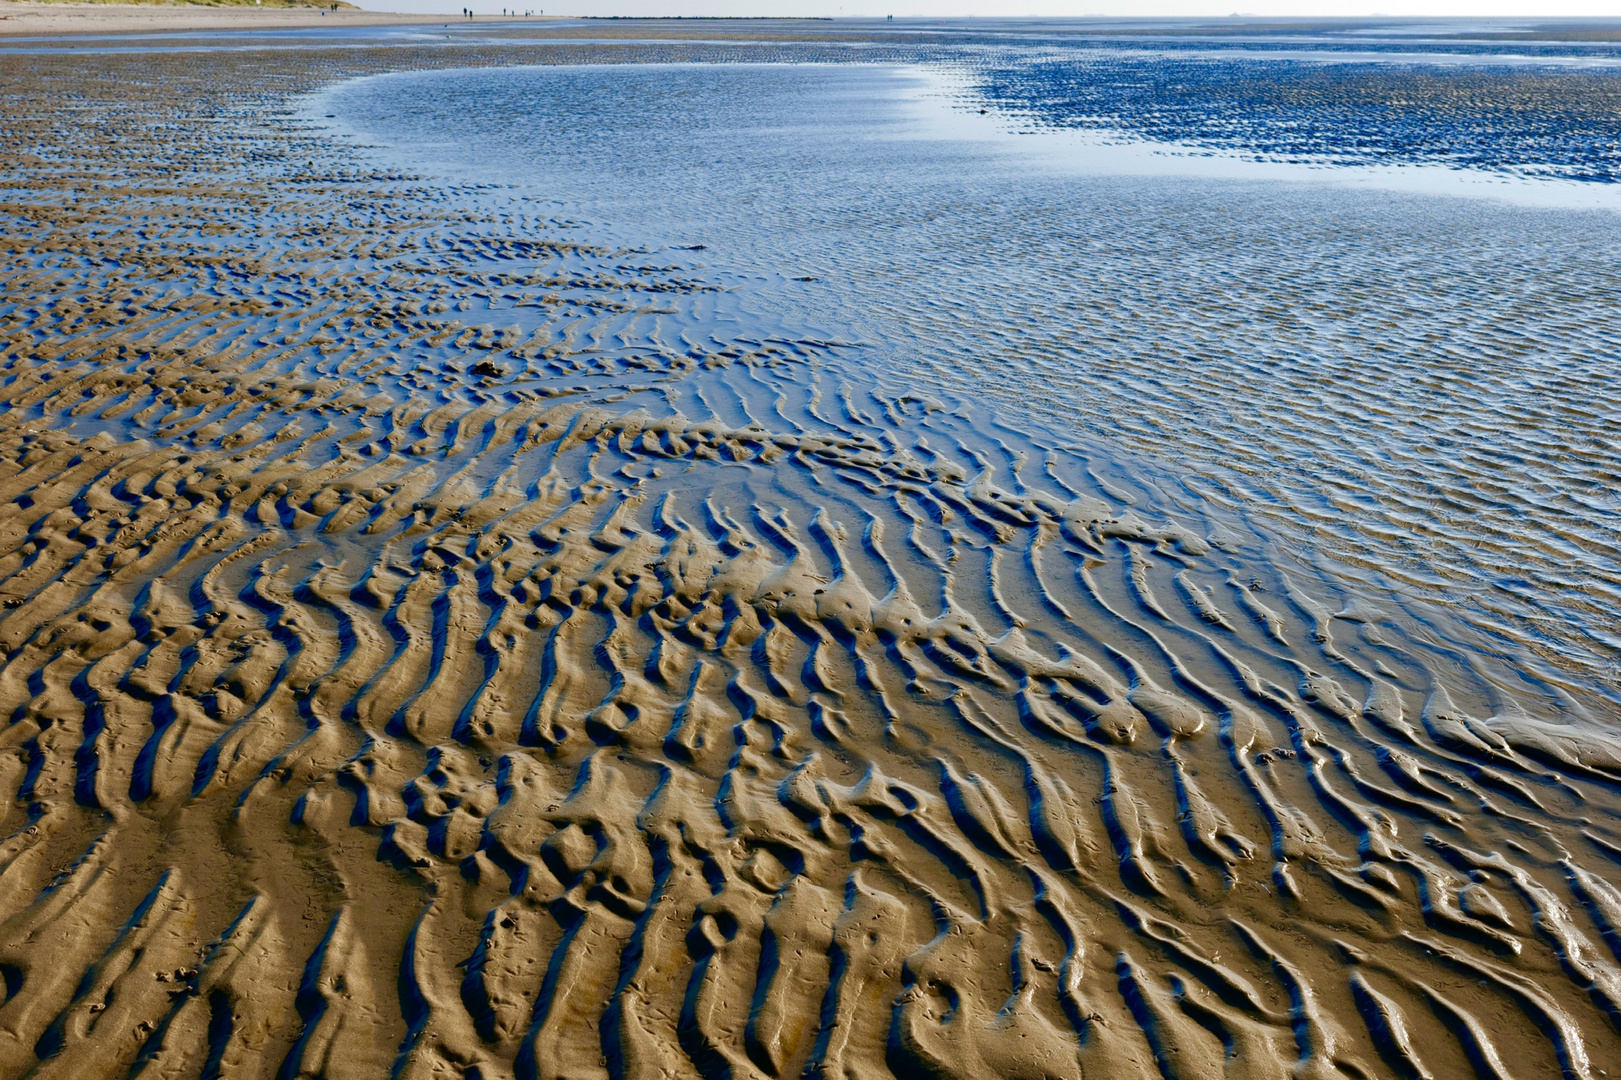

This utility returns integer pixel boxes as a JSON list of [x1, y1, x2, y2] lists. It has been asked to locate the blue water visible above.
[[313, 33, 1621, 707], [974, 49, 1621, 182]]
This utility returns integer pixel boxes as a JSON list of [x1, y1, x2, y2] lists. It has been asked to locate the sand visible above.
[[1, 20, 1619, 1080], [0, 2, 497, 36]]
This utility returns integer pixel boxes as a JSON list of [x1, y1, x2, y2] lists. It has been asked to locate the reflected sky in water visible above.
[[315, 44, 1621, 707]]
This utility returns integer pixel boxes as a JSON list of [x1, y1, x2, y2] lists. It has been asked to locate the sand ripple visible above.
[[0, 32, 1619, 1080]]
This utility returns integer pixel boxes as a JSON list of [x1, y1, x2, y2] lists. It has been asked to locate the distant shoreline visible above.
[[0, 3, 555, 36]]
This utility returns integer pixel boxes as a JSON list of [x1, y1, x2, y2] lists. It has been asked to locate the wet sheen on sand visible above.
[[0, 18, 1619, 1080]]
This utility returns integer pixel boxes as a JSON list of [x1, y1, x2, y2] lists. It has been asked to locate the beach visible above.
[[0, 2, 460, 36], [1, 16, 1620, 1079]]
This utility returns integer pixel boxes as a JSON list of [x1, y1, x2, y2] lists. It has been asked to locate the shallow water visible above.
[[318, 50, 1621, 710], [5, 22, 1621, 1079]]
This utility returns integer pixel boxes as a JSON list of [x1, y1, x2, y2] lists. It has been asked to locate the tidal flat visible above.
[[1, 16, 1620, 1079]]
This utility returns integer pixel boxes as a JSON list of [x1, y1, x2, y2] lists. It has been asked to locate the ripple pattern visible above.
[[332, 54, 1621, 702], [975, 51, 1621, 181], [0, 30, 1619, 1080]]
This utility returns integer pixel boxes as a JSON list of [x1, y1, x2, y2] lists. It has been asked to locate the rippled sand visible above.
[[0, 2, 445, 37], [2, 22, 1621, 1080]]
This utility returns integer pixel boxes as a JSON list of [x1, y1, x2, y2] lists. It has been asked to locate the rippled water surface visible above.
[[323, 47, 1621, 708], [10, 20, 1621, 1078]]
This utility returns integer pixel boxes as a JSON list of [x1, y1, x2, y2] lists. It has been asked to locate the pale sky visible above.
[[366, 1, 1621, 19]]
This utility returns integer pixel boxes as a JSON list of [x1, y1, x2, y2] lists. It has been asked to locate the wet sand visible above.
[[2, 21, 1621, 1080], [0, 3, 492, 36]]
